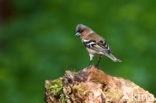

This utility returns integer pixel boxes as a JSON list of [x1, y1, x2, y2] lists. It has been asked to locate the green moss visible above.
[[60, 94, 65, 103], [75, 84, 89, 96], [83, 90, 89, 95], [47, 79, 63, 96], [47, 79, 66, 103], [105, 90, 119, 100]]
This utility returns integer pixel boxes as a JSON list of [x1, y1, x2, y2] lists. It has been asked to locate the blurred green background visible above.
[[0, 0, 156, 102]]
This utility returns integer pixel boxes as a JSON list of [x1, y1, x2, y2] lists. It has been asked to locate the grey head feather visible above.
[[76, 24, 94, 33]]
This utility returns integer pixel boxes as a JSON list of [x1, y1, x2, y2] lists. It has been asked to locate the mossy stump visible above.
[[44, 65, 156, 103]]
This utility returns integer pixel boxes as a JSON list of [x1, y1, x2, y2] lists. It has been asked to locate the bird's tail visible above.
[[105, 53, 122, 62]]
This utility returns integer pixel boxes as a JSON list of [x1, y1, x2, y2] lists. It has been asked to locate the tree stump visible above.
[[44, 65, 156, 103]]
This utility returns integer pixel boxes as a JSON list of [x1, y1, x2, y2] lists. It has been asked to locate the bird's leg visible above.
[[96, 56, 101, 67], [88, 54, 94, 66]]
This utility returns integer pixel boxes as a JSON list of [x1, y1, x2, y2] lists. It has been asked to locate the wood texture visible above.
[[44, 65, 156, 103]]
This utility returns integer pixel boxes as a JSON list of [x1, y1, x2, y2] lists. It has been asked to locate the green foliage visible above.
[[0, 0, 156, 103]]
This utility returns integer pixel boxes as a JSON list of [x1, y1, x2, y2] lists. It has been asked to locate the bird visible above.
[[75, 24, 121, 66]]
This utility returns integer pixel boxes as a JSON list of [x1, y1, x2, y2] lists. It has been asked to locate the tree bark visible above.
[[44, 65, 156, 103]]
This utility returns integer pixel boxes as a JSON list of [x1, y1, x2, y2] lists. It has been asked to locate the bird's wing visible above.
[[82, 39, 111, 54]]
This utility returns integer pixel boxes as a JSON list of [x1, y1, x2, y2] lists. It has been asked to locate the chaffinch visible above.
[[75, 24, 121, 66]]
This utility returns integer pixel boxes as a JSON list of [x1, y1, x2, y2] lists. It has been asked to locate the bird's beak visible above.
[[75, 32, 81, 37]]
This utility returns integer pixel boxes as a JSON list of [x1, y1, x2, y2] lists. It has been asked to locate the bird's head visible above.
[[75, 24, 94, 38]]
